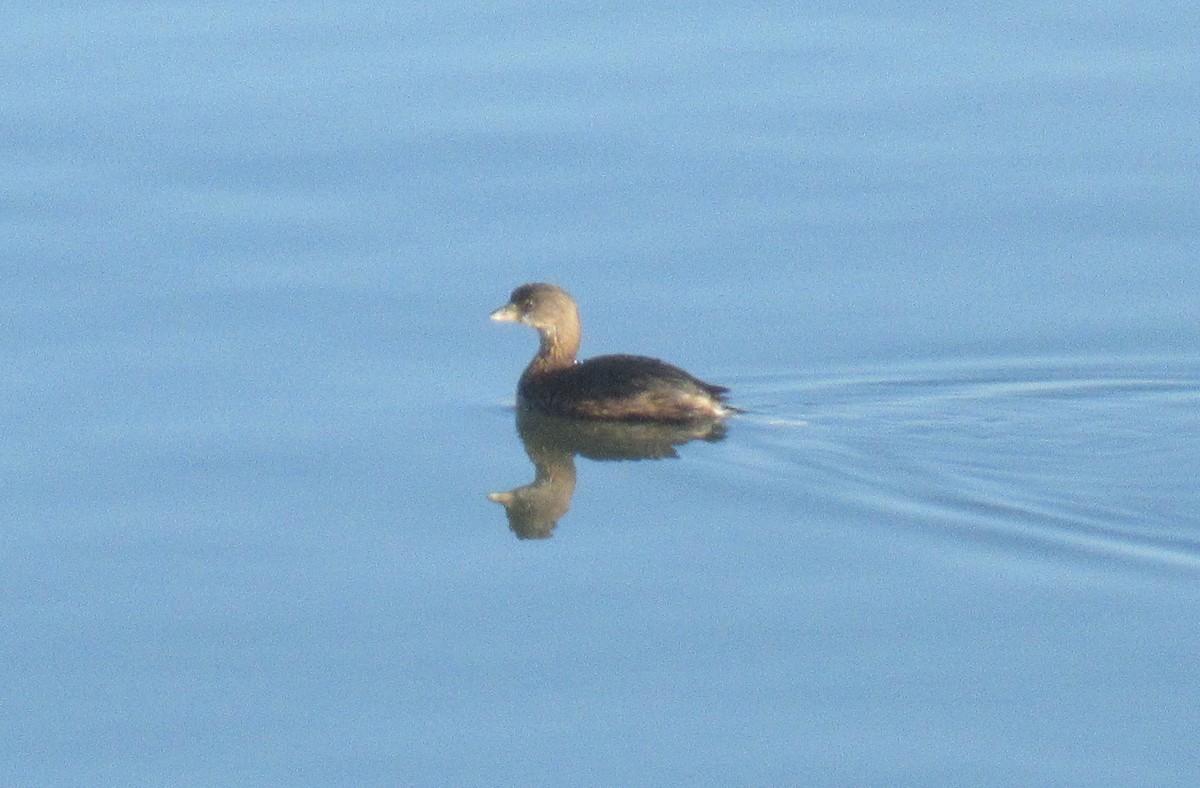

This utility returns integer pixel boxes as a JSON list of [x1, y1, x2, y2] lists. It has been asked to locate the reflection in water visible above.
[[488, 409, 727, 539]]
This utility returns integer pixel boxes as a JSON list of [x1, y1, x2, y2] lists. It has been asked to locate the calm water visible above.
[[4, 2, 1199, 785]]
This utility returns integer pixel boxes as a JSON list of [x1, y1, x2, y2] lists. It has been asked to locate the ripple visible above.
[[722, 355, 1200, 575]]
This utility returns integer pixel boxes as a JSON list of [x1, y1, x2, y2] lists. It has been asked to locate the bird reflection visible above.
[[488, 409, 727, 539]]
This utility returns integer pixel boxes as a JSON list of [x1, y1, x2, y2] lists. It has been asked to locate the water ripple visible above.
[[722, 355, 1200, 574]]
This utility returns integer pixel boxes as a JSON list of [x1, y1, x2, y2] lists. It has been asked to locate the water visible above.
[[4, 2, 1199, 784]]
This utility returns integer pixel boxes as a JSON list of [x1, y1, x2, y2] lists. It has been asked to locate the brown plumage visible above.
[[490, 283, 733, 423]]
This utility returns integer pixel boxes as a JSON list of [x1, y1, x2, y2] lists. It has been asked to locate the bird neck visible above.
[[532, 323, 580, 370]]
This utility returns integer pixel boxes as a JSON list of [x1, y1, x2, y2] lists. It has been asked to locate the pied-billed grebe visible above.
[[491, 283, 733, 423]]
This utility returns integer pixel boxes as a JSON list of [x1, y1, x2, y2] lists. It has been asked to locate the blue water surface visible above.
[[3, 1, 1199, 785]]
